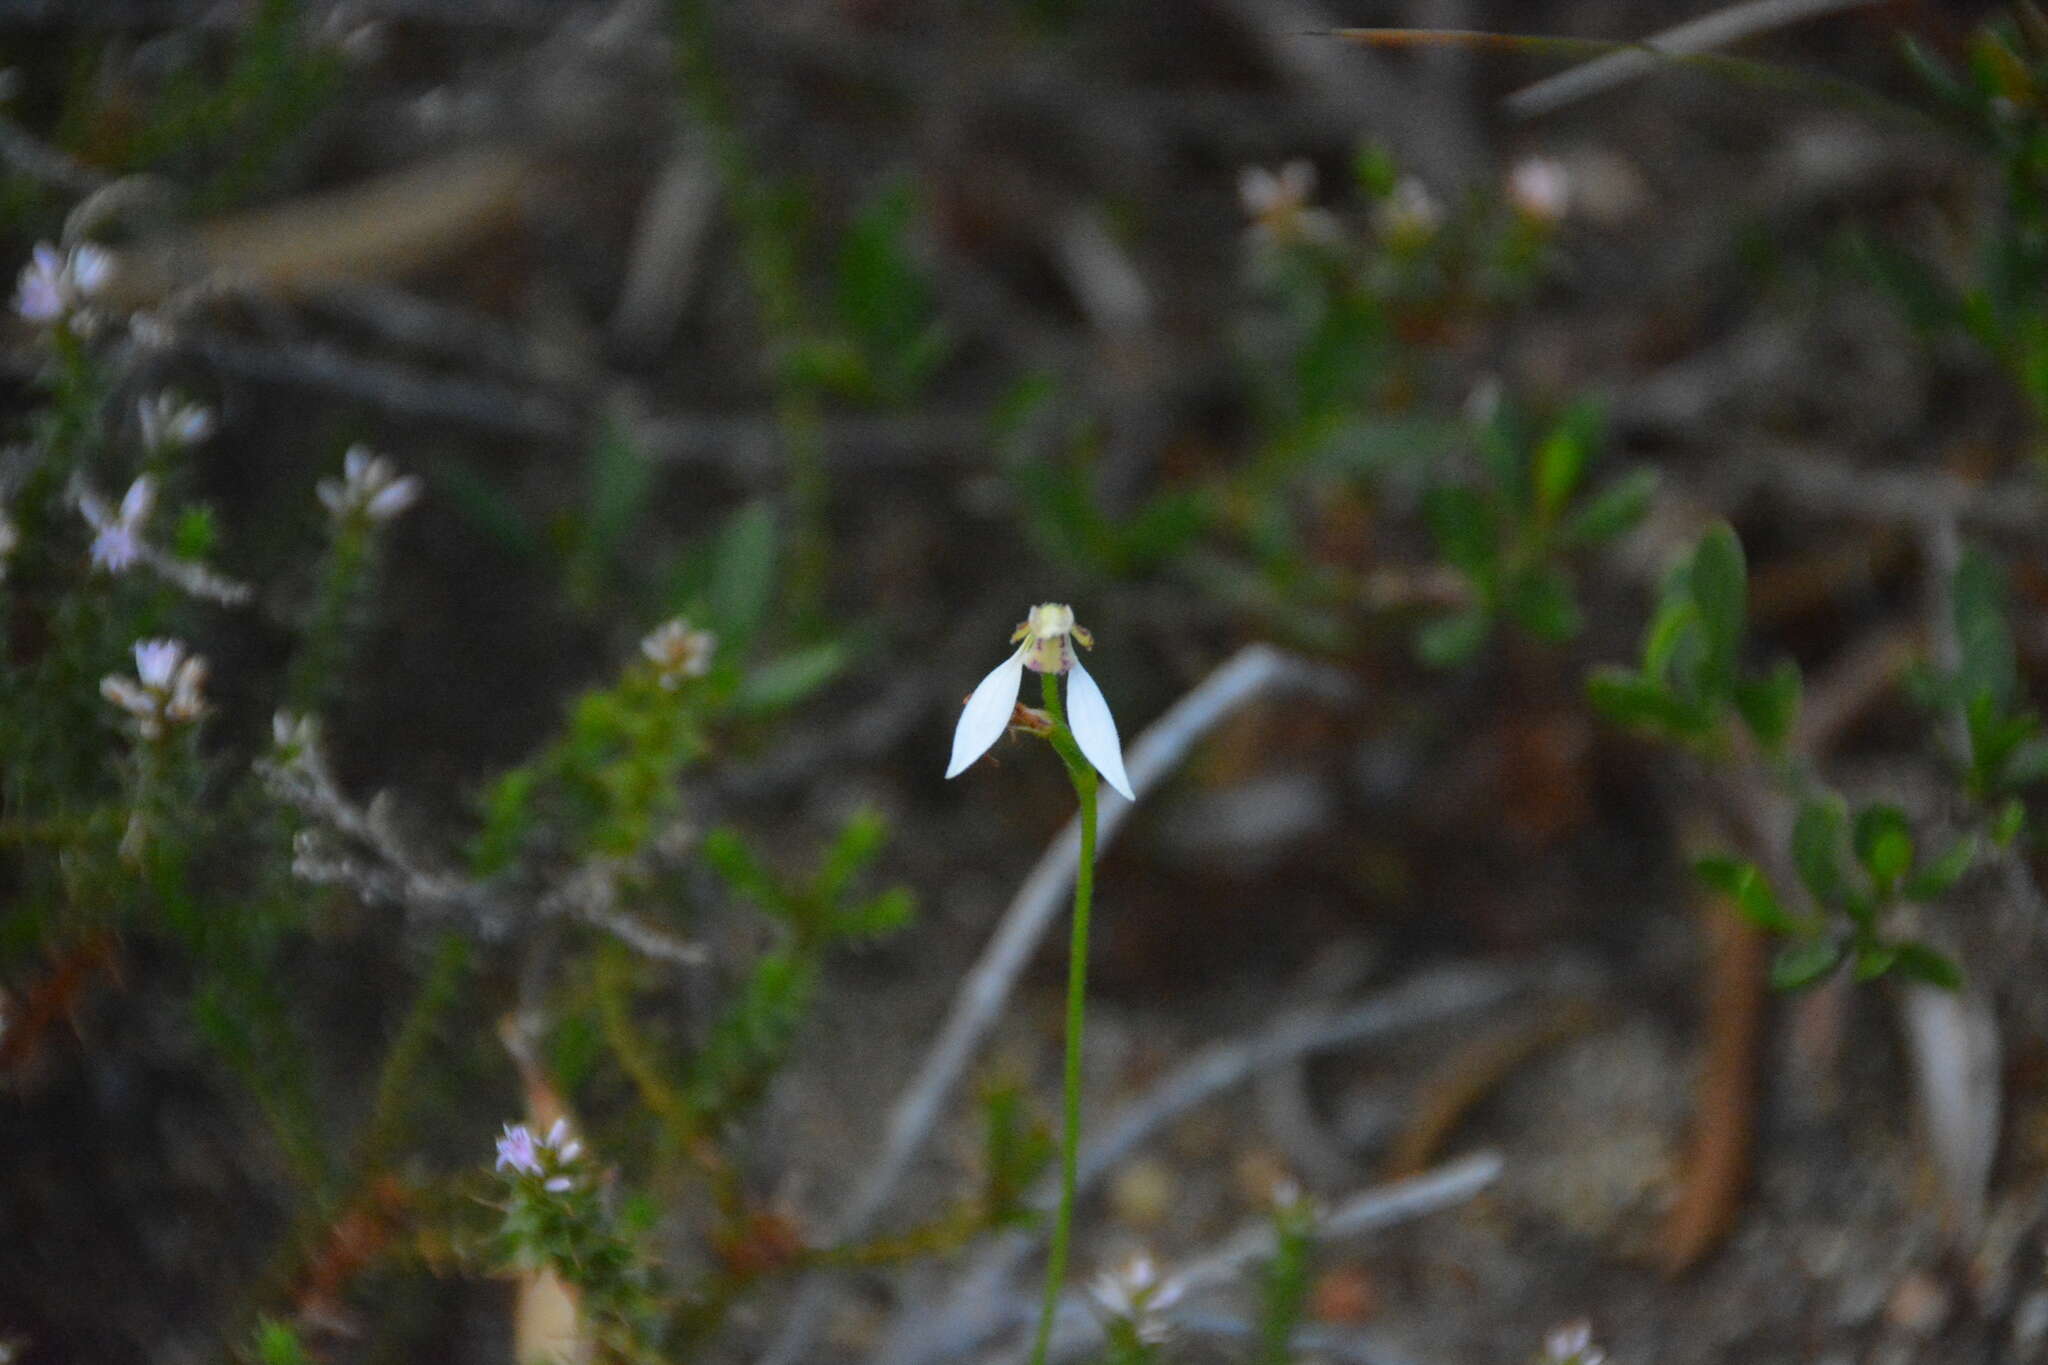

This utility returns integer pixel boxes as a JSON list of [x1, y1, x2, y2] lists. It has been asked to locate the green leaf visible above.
[[1423, 485, 1500, 584], [434, 459, 537, 558], [2003, 735, 2048, 789], [1904, 834, 1978, 901], [834, 887, 916, 940], [815, 807, 889, 904], [1792, 795, 1848, 907], [1560, 469, 1657, 546], [1504, 567, 1582, 642], [1586, 668, 1703, 738], [578, 419, 655, 583], [1853, 943, 1898, 982], [1687, 523, 1747, 690], [1352, 142, 1398, 198], [1993, 797, 2028, 847], [1416, 608, 1491, 667], [255, 1318, 315, 1365], [1852, 804, 1914, 888], [1533, 420, 1588, 522], [1770, 938, 1844, 990], [710, 501, 780, 649], [1641, 596, 1700, 681], [701, 827, 783, 914], [1734, 658, 1802, 752], [1954, 546, 2018, 710], [1888, 941, 1963, 990], [1117, 488, 1212, 574], [981, 1080, 1053, 1225], [172, 505, 220, 561], [1695, 856, 1801, 933], [736, 641, 848, 713]]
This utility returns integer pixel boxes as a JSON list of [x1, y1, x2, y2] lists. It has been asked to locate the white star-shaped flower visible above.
[[317, 444, 421, 526], [137, 392, 215, 455], [946, 602, 1134, 800], [100, 636, 208, 740], [14, 241, 110, 326], [1088, 1252, 1184, 1345], [79, 475, 156, 574], [1238, 159, 1340, 247]]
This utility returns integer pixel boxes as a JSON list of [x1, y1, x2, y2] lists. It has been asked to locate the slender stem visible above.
[[1031, 669, 1098, 1365]]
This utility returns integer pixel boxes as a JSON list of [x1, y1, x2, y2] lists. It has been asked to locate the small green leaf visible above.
[[815, 807, 889, 904], [1533, 420, 1589, 522], [710, 501, 780, 649], [1792, 795, 1848, 906], [1734, 658, 1801, 752], [1687, 523, 1747, 689], [1888, 941, 1963, 990], [1993, 797, 2028, 847], [1853, 943, 1898, 982], [173, 505, 220, 561], [1954, 546, 2018, 710], [1642, 596, 1700, 681], [1694, 856, 1800, 933], [1505, 567, 1581, 642], [578, 419, 655, 583], [1560, 469, 1657, 546], [1423, 485, 1500, 584], [1416, 608, 1491, 667], [1852, 804, 1914, 887], [834, 886, 916, 940], [1770, 938, 1844, 990], [701, 827, 782, 914], [736, 642, 849, 713], [2003, 736, 2048, 789], [1904, 834, 1978, 901], [1352, 143, 1398, 198], [1586, 668, 1702, 738]]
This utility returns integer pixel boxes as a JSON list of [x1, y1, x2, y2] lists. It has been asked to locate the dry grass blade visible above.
[[1503, 0, 1888, 118], [1330, 10, 1922, 125]]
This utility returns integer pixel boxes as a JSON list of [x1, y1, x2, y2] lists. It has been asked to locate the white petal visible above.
[[119, 475, 155, 525], [1064, 655, 1134, 801], [946, 647, 1027, 780]]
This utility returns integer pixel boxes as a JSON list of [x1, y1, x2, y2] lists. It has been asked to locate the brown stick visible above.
[[1661, 823, 1769, 1275]]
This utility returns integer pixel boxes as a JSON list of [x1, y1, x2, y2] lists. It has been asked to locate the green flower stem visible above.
[[1031, 668, 1098, 1365]]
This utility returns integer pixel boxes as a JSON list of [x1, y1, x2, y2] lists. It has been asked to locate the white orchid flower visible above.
[[946, 602, 1134, 800]]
